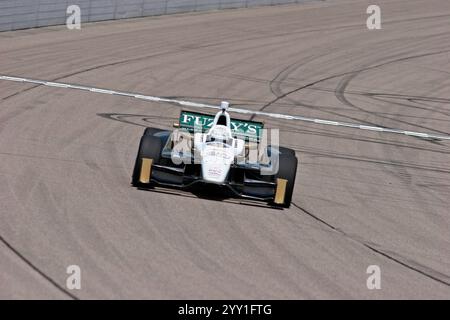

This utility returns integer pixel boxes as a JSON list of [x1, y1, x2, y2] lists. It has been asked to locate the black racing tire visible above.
[[271, 153, 298, 208], [144, 127, 171, 148], [278, 146, 296, 157], [144, 127, 162, 136], [132, 134, 162, 187]]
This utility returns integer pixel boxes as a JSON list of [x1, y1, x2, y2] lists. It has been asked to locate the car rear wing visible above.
[[175, 110, 264, 141]]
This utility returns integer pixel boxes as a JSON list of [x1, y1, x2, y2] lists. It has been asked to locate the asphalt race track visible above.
[[0, 0, 449, 299]]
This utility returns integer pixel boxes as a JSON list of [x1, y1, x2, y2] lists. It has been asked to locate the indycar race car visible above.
[[131, 102, 298, 207]]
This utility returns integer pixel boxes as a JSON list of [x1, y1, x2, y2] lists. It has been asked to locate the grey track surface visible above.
[[1, 0, 450, 299]]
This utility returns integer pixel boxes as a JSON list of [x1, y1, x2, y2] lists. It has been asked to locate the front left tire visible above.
[[132, 134, 162, 187]]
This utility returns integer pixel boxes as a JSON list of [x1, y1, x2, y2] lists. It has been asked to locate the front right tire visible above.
[[271, 152, 298, 208]]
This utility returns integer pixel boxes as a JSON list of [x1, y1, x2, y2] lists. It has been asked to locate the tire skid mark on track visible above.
[[0, 235, 79, 300], [291, 203, 450, 287], [253, 49, 450, 133], [334, 59, 450, 136]]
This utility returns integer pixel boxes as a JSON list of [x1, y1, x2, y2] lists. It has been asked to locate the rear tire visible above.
[[132, 134, 162, 187], [271, 153, 298, 208]]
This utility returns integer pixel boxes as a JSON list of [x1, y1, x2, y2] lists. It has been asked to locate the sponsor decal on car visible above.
[[179, 111, 263, 140], [207, 167, 223, 178]]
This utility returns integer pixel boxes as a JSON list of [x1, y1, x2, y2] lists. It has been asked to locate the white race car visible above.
[[132, 102, 298, 207]]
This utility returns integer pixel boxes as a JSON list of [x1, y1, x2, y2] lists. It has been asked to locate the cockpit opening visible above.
[[217, 114, 227, 126]]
